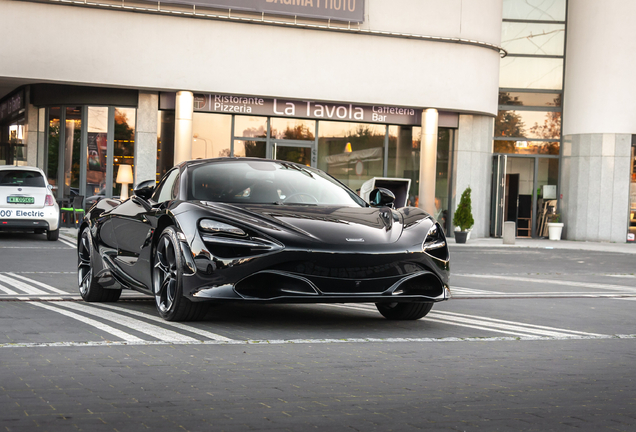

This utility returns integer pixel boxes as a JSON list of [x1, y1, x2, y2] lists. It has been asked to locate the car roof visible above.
[[0, 165, 46, 175]]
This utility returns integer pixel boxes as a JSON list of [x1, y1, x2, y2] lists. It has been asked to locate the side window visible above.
[[154, 169, 180, 203]]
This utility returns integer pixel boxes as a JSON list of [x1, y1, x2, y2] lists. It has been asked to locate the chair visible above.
[[60, 195, 85, 228]]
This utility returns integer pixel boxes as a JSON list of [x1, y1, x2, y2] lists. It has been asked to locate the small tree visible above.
[[453, 187, 474, 232]]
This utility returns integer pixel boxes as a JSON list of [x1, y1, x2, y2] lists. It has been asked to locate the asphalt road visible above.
[[0, 230, 635, 431]]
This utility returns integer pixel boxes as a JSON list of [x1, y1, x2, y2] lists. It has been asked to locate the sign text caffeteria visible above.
[[193, 94, 421, 126]]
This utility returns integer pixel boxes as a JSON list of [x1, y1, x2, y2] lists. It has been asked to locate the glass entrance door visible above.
[[271, 142, 313, 166]]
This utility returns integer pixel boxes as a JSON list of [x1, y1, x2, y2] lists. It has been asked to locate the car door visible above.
[[111, 169, 180, 291]]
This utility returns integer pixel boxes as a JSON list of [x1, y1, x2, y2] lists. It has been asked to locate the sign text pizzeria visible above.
[[192, 93, 421, 125]]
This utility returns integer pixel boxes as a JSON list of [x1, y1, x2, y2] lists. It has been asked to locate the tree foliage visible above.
[[453, 187, 474, 232]]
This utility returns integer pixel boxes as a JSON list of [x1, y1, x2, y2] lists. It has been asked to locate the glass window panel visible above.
[[502, 22, 565, 56], [502, 0, 566, 21], [387, 126, 420, 206], [495, 110, 561, 139], [64, 107, 82, 199], [113, 107, 136, 197], [537, 158, 560, 237], [47, 107, 61, 192], [629, 144, 636, 241], [192, 113, 231, 160], [273, 145, 312, 166], [500, 57, 563, 90], [317, 121, 386, 193], [435, 129, 451, 232], [157, 110, 175, 182], [5, 121, 27, 166], [234, 140, 266, 158], [271, 118, 316, 141], [494, 140, 560, 155], [234, 116, 267, 138], [86, 107, 108, 198], [499, 91, 561, 107]]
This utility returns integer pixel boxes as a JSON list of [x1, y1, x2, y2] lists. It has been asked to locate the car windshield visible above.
[[0, 170, 45, 187], [189, 160, 366, 207]]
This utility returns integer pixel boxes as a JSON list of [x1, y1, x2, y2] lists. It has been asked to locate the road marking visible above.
[[325, 304, 606, 338], [8, 273, 67, 294], [0, 283, 18, 295], [57, 238, 75, 248], [0, 274, 47, 295], [2, 334, 635, 349], [55, 302, 199, 343], [92, 303, 232, 342], [31, 303, 143, 342], [452, 287, 503, 295], [454, 274, 636, 292]]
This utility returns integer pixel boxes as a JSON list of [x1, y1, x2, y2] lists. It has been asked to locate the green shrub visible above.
[[453, 187, 474, 231]]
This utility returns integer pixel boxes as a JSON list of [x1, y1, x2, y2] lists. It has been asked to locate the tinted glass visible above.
[[234, 116, 267, 138], [502, 0, 566, 21], [494, 140, 560, 155], [86, 107, 108, 197], [495, 110, 561, 139], [189, 160, 365, 207], [271, 118, 315, 140], [234, 140, 266, 158], [499, 91, 561, 107], [112, 108, 136, 198], [500, 57, 563, 90], [154, 169, 179, 203], [502, 22, 565, 55], [0, 170, 45, 187], [47, 107, 61, 191], [192, 113, 231, 159], [64, 107, 82, 198]]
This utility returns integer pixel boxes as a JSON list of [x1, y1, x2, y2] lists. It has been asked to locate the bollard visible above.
[[503, 221, 516, 245]]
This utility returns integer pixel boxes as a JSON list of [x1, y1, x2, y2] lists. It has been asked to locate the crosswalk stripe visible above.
[[455, 274, 636, 292], [324, 303, 603, 338], [433, 310, 605, 336], [0, 274, 47, 295], [452, 287, 503, 295], [8, 273, 68, 294], [56, 302, 198, 342], [32, 303, 143, 342], [92, 303, 232, 342], [0, 283, 18, 295], [57, 238, 76, 248]]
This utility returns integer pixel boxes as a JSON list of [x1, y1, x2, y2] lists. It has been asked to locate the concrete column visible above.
[[134, 92, 159, 185], [560, 133, 631, 242], [26, 104, 38, 167], [452, 115, 494, 238], [174, 91, 194, 165], [418, 109, 438, 216]]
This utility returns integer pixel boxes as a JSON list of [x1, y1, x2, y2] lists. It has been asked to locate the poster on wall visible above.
[[86, 132, 107, 194], [165, 0, 364, 22]]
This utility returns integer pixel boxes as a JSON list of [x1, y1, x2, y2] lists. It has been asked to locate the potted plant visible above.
[[547, 213, 564, 241], [453, 187, 474, 244]]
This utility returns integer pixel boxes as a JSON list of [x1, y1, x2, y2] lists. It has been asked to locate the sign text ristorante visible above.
[[193, 93, 421, 125]]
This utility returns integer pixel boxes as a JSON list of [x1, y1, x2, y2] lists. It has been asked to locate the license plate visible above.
[[7, 196, 34, 204]]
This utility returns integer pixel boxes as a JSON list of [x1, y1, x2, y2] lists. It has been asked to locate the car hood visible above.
[[198, 202, 405, 245]]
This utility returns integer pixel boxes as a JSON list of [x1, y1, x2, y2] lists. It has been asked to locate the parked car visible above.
[[77, 158, 450, 321], [0, 166, 60, 240]]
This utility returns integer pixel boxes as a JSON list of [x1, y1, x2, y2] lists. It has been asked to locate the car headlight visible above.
[[199, 219, 246, 236], [422, 222, 449, 261]]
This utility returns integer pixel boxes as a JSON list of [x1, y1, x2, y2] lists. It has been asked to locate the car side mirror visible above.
[[133, 181, 155, 200], [369, 187, 395, 208]]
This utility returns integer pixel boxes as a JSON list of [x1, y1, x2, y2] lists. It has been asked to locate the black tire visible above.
[[78, 227, 122, 302], [47, 228, 59, 241], [375, 302, 434, 320], [153, 227, 208, 322]]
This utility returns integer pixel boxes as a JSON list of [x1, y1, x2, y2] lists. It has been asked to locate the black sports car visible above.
[[77, 158, 450, 321]]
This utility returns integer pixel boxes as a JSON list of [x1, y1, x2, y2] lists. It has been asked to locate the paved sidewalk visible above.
[[449, 235, 636, 254]]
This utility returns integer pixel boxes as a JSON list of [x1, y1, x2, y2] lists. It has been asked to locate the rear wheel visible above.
[[375, 302, 433, 320], [153, 227, 208, 321], [78, 227, 121, 302], [47, 228, 59, 241]]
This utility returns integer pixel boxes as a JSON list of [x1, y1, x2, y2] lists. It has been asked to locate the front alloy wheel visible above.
[[153, 227, 208, 321], [78, 227, 121, 302]]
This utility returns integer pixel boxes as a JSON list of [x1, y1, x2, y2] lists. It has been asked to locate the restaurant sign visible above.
[[191, 93, 422, 126], [168, 0, 364, 23]]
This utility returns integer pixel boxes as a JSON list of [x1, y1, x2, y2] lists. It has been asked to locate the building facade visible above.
[[1, 0, 634, 242]]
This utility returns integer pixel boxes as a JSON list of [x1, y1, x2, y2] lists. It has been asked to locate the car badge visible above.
[[17, 188, 22, 191], [346, 238, 364, 242]]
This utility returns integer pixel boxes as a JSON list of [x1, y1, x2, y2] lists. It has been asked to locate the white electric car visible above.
[[0, 166, 60, 241]]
